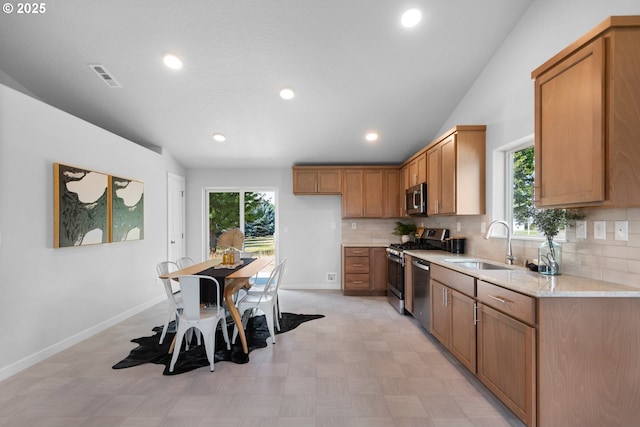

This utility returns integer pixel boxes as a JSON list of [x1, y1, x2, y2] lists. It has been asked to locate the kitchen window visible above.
[[505, 142, 567, 240]]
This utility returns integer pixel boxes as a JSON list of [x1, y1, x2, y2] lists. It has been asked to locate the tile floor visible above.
[[0, 290, 525, 427]]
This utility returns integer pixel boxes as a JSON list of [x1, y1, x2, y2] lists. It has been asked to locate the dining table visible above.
[[158, 255, 275, 355]]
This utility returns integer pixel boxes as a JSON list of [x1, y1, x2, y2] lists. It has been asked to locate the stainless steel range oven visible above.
[[386, 228, 449, 314], [386, 246, 405, 313]]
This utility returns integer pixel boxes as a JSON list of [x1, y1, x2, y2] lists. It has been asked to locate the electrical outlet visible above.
[[576, 221, 587, 239], [481, 222, 486, 233], [594, 221, 606, 240], [327, 272, 337, 282], [615, 221, 628, 241], [456, 222, 461, 232], [331, 222, 336, 230], [351, 222, 357, 230]]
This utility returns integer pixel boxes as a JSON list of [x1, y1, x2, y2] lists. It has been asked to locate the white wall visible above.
[[185, 168, 342, 289], [0, 84, 185, 380]]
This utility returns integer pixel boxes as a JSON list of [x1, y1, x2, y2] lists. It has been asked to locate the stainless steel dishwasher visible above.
[[412, 258, 431, 331]]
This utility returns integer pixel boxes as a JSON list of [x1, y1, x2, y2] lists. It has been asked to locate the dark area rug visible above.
[[113, 312, 324, 375]]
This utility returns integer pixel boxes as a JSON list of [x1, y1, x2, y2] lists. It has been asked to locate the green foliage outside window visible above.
[[208, 191, 275, 256], [512, 146, 535, 229]]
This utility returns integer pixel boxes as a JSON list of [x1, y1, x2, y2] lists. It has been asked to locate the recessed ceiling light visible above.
[[401, 8, 422, 28], [212, 133, 226, 142], [279, 87, 295, 100], [163, 54, 183, 70], [365, 132, 379, 142]]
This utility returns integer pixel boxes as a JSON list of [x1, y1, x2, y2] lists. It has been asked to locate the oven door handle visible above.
[[386, 252, 404, 267]]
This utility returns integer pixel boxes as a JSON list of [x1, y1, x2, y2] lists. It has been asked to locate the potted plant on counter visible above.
[[393, 221, 417, 243], [530, 208, 583, 275]]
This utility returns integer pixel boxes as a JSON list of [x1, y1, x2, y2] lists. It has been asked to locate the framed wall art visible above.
[[53, 163, 109, 248], [110, 175, 144, 242]]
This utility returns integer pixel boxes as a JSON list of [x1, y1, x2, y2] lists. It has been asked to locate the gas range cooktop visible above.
[[389, 241, 442, 251], [388, 228, 449, 253]]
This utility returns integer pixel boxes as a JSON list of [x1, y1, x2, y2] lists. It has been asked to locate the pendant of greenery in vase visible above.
[[529, 208, 583, 276], [538, 236, 562, 275]]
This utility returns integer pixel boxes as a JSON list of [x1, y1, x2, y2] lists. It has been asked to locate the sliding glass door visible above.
[[206, 190, 276, 259]]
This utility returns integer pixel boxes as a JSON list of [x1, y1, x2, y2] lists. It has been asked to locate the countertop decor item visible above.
[[530, 208, 583, 275], [393, 221, 417, 243]]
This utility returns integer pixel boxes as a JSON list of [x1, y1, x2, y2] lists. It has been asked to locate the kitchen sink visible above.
[[445, 259, 512, 270]]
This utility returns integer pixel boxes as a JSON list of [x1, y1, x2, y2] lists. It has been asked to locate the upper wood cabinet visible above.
[[292, 167, 342, 194], [404, 152, 427, 188], [342, 167, 401, 218], [383, 169, 402, 218], [531, 16, 640, 208], [426, 126, 486, 216]]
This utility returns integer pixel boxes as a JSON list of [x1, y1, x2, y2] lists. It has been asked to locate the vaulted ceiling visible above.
[[0, 0, 532, 168]]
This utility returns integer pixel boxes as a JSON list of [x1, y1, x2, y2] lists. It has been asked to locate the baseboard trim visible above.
[[280, 283, 341, 290], [0, 295, 165, 382]]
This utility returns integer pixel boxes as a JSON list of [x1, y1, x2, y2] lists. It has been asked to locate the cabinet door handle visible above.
[[488, 294, 510, 304], [353, 264, 364, 267], [353, 281, 364, 284], [473, 303, 478, 325]]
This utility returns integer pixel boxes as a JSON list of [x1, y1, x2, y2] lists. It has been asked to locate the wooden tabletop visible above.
[[160, 255, 276, 355], [159, 256, 274, 280]]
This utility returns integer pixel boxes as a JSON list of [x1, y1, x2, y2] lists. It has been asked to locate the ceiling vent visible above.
[[88, 64, 122, 88]]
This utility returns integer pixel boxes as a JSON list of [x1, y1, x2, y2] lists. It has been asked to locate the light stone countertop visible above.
[[342, 242, 393, 248], [405, 250, 640, 298]]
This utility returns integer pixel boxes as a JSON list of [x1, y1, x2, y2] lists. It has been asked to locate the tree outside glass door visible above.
[[208, 190, 275, 258]]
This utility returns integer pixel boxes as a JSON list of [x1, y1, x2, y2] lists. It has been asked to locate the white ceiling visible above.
[[0, 0, 532, 168]]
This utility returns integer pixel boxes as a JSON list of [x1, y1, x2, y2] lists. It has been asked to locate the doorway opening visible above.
[[205, 189, 276, 259]]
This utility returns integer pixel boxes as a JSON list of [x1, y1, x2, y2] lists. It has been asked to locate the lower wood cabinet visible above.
[[477, 303, 536, 427], [430, 265, 476, 373], [404, 254, 414, 314], [425, 263, 640, 427], [342, 246, 386, 296]]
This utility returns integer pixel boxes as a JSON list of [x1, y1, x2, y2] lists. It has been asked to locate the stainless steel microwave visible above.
[[406, 183, 427, 216]]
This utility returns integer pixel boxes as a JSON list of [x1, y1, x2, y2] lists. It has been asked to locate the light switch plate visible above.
[[594, 221, 607, 240], [576, 221, 587, 239], [615, 221, 629, 241]]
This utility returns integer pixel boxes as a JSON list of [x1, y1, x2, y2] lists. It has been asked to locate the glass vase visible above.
[[538, 237, 561, 275]]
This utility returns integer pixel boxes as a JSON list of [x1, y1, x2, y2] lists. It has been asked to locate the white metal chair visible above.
[[232, 258, 286, 345], [169, 275, 231, 372], [176, 256, 195, 269], [247, 269, 282, 324], [156, 261, 183, 345]]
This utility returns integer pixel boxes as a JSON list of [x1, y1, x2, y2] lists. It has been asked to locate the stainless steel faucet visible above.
[[485, 220, 515, 265]]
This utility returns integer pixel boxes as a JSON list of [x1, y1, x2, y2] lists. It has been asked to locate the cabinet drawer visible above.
[[477, 280, 536, 325], [431, 264, 475, 296], [345, 274, 370, 289], [345, 256, 369, 273], [345, 247, 370, 257]]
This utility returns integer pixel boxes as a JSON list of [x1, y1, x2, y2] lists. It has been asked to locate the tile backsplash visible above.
[[343, 208, 640, 289]]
